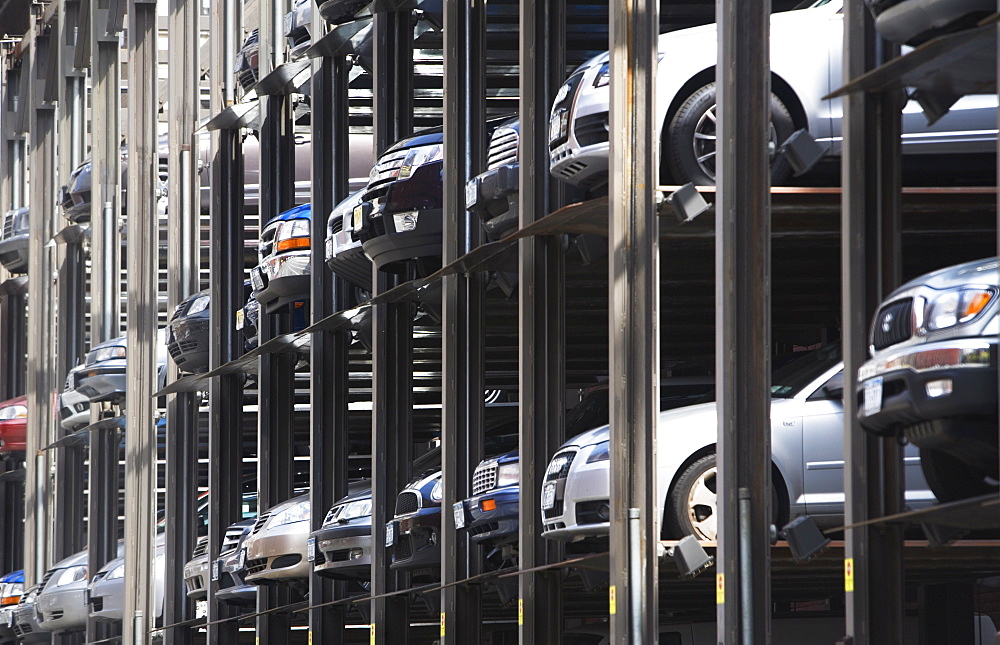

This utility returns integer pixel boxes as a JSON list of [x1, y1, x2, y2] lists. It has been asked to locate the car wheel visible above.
[[665, 454, 784, 541], [665, 82, 795, 186], [919, 447, 997, 503]]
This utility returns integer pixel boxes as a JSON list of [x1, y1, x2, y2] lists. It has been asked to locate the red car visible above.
[[0, 396, 27, 454]]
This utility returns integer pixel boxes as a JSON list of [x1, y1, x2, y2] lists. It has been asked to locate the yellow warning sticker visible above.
[[308, 631, 312, 645], [609, 585, 617, 615], [518, 598, 524, 625], [844, 558, 854, 592], [440, 612, 446, 637], [370, 623, 376, 644], [716, 574, 725, 604]]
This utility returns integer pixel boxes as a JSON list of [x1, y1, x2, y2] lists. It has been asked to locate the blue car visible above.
[[463, 451, 520, 552], [252, 203, 313, 314], [0, 569, 24, 640]]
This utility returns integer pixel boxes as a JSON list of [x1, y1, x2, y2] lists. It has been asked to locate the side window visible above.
[[807, 370, 844, 402]]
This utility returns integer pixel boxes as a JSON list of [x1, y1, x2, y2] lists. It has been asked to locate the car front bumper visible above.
[[466, 164, 520, 242], [0, 234, 29, 274], [244, 521, 310, 584], [183, 555, 209, 600], [326, 232, 372, 291], [361, 207, 443, 270], [75, 363, 127, 404], [253, 252, 312, 313], [59, 389, 90, 431], [541, 449, 611, 542], [35, 586, 88, 633], [167, 315, 211, 374], [312, 523, 372, 580], [390, 509, 441, 575], [0, 419, 26, 453], [88, 577, 123, 622], [466, 486, 519, 546]]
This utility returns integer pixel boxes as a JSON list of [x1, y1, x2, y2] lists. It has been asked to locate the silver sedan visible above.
[[541, 348, 936, 542]]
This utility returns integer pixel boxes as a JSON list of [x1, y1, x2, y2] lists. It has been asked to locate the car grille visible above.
[[185, 575, 203, 593], [574, 111, 609, 148], [258, 221, 280, 261], [545, 450, 576, 482], [469, 521, 500, 537], [364, 148, 409, 201], [393, 535, 413, 561], [39, 570, 54, 589], [252, 512, 271, 534], [3, 210, 16, 238], [486, 128, 518, 170], [872, 298, 913, 350], [325, 548, 352, 563], [472, 463, 498, 495], [245, 558, 268, 576], [395, 491, 420, 516], [548, 71, 586, 149], [191, 536, 209, 558], [221, 527, 247, 553]]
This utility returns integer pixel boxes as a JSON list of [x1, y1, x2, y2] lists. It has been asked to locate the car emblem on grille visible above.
[[881, 312, 894, 333]]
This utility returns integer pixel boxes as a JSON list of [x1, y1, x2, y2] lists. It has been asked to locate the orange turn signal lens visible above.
[[480, 499, 496, 512], [963, 291, 993, 319], [1, 595, 20, 606], [276, 237, 310, 253]]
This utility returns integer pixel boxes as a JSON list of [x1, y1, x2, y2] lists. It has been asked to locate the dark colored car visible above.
[[857, 257, 999, 503], [0, 396, 27, 455], [284, 0, 314, 60], [309, 480, 372, 580], [167, 290, 211, 373], [466, 118, 521, 242], [317, 0, 371, 25], [235, 29, 260, 93], [355, 131, 444, 273], [325, 190, 372, 290], [463, 451, 519, 553], [216, 518, 258, 607], [252, 203, 313, 314], [389, 469, 443, 580], [864, 0, 995, 45], [0, 207, 29, 274]]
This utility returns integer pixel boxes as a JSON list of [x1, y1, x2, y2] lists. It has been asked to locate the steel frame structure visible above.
[[0, 0, 995, 643]]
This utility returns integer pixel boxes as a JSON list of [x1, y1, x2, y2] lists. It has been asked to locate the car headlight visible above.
[[89, 345, 126, 363], [106, 563, 126, 580], [0, 405, 26, 421], [593, 62, 610, 87], [339, 499, 372, 522], [923, 288, 995, 332], [399, 144, 443, 179], [0, 581, 22, 606], [429, 477, 443, 503], [586, 440, 610, 464], [50, 565, 88, 588], [186, 295, 210, 316], [275, 219, 311, 253], [268, 502, 310, 527], [496, 462, 520, 487]]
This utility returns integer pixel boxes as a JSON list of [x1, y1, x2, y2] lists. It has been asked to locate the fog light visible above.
[[597, 504, 610, 521], [925, 379, 953, 398], [480, 499, 496, 512], [393, 212, 419, 232]]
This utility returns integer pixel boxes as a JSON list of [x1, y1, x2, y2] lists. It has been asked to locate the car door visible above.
[[800, 368, 934, 517]]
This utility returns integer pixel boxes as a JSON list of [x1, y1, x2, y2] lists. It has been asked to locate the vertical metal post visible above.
[[841, 3, 904, 644], [369, 8, 414, 644], [123, 3, 160, 644], [25, 8, 58, 590], [607, 0, 660, 643], [206, 0, 245, 640], [53, 0, 88, 563], [440, 0, 486, 639], [715, 0, 772, 642], [308, 12, 352, 642], [164, 0, 201, 640], [87, 1, 123, 636], [517, 0, 566, 641]]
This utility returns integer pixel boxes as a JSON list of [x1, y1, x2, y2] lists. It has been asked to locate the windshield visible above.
[[770, 344, 841, 398]]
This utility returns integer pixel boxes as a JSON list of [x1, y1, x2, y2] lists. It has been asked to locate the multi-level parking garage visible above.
[[0, 0, 999, 643]]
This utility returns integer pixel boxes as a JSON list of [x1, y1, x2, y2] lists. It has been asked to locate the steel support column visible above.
[[841, 3, 904, 643], [206, 0, 245, 640], [517, 0, 566, 641], [369, 8, 414, 644], [307, 21, 352, 642], [607, 0, 660, 641], [164, 0, 202, 640], [25, 10, 57, 590], [87, 2, 123, 636], [123, 3, 160, 643], [440, 0, 486, 639], [715, 0, 772, 642]]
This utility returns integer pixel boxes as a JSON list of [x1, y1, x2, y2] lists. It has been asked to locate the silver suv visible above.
[[857, 257, 998, 503]]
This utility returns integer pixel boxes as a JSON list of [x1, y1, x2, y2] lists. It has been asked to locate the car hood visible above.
[[890, 257, 998, 295], [264, 202, 312, 226]]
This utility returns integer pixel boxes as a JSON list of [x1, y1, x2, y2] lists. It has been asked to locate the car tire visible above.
[[665, 453, 785, 541], [919, 447, 997, 503], [665, 82, 795, 186]]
